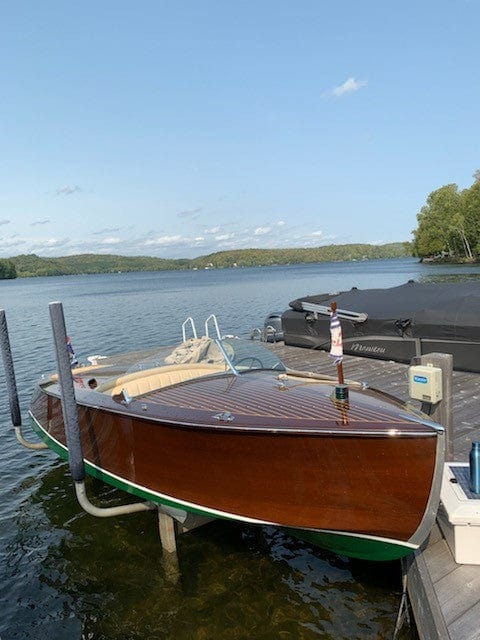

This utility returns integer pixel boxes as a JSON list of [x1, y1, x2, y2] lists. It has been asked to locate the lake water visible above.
[[3, 257, 480, 640]]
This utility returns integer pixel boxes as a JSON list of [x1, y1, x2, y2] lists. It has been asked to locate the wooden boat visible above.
[[25, 314, 445, 562]]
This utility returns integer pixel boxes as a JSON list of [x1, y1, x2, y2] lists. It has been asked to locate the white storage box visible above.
[[408, 364, 443, 403], [437, 463, 480, 565]]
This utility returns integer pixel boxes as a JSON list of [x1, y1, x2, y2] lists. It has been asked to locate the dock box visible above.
[[437, 463, 480, 565], [408, 364, 443, 403]]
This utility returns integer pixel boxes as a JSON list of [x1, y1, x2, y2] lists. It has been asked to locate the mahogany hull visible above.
[[29, 371, 444, 560]]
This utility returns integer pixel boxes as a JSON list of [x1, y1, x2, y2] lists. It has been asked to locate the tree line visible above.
[[0, 244, 411, 279], [0, 259, 16, 279], [189, 243, 410, 268], [2, 173, 479, 278], [412, 171, 480, 261]]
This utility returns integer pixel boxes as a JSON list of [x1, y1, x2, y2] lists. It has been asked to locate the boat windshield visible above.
[[124, 337, 286, 376], [219, 337, 286, 374]]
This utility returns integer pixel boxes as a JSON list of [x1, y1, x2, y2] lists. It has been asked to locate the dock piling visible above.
[[158, 509, 178, 554], [49, 301, 156, 517], [420, 353, 453, 461], [0, 309, 47, 449]]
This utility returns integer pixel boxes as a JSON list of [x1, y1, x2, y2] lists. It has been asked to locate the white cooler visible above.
[[437, 462, 480, 565]]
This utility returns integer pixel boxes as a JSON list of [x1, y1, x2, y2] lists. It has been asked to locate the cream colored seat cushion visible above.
[[101, 363, 225, 397]]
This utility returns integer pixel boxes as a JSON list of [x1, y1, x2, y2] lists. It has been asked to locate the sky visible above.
[[1, 0, 479, 259]]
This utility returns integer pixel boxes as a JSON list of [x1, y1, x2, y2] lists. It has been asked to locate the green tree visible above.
[[0, 259, 17, 279], [413, 184, 462, 258], [462, 181, 480, 257]]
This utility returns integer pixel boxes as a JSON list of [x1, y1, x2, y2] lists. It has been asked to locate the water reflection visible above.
[[419, 271, 480, 283], [0, 261, 439, 639], [3, 464, 418, 640]]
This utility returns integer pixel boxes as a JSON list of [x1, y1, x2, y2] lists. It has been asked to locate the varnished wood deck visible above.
[[268, 343, 480, 640]]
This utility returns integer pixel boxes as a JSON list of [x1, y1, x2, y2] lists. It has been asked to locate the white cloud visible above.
[[0, 213, 344, 259], [144, 235, 188, 246], [92, 227, 121, 235], [254, 226, 271, 236], [101, 237, 121, 245], [331, 77, 367, 97], [0, 237, 25, 250], [309, 232, 336, 243], [177, 207, 202, 218], [40, 238, 66, 247], [56, 185, 82, 196], [25, 237, 72, 255], [0, 219, 10, 226], [31, 218, 50, 226]]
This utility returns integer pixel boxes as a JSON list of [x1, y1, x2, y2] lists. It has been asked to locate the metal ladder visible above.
[[181, 314, 222, 342]]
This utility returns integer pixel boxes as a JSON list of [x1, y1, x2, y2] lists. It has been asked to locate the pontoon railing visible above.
[[300, 302, 368, 323]]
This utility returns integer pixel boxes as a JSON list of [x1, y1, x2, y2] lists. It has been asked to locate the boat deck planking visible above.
[[267, 342, 480, 640]]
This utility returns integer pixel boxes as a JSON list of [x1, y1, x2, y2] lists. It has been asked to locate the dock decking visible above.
[[268, 343, 480, 640]]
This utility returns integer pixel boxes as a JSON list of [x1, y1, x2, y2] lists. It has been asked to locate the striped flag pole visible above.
[[66, 335, 78, 367], [330, 301, 344, 385], [330, 301, 348, 424]]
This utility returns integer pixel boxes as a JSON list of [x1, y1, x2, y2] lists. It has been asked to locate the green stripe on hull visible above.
[[29, 415, 215, 520], [30, 415, 415, 562], [286, 528, 415, 561]]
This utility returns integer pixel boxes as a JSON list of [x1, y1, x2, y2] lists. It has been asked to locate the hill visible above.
[[6, 243, 412, 278], [189, 243, 411, 269]]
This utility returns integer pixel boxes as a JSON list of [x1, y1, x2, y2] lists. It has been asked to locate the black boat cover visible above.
[[287, 280, 480, 342]]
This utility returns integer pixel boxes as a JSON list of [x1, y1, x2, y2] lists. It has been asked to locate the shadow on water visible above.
[[3, 463, 418, 640]]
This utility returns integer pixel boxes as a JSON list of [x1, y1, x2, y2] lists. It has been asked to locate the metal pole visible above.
[[0, 309, 47, 449], [0, 310, 21, 426], [49, 301, 155, 517], [49, 302, 86, 482]]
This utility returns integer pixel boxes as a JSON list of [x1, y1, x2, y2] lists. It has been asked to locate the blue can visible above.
[[469, 441, 480, 494]]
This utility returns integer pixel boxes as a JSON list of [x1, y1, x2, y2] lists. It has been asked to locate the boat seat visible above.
[[100, 363, 226, 397], [49, 362, 113, 382]]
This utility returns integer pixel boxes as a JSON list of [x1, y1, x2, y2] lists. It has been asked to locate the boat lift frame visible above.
[[1, 304, 215, 561], [0, 310, 47, 450]]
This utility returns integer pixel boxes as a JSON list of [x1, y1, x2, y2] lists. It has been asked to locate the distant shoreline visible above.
[[2, 243, 413, 279]]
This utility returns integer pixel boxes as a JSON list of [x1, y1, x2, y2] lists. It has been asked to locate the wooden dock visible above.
[[269, 343, 480, 640]]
